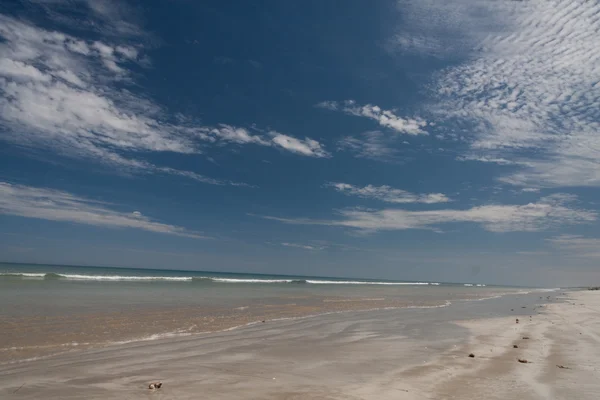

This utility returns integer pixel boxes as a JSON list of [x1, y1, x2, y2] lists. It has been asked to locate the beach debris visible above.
[[521, 306, 527, 309], [518, 359, 530, 364], [522, 336, 530, 340], [148, 382, 162, 390], [513, 345, 519, 348], [511, 309, 514, 311], [556, 365, 571, 369], [262, 320, 266, 323], [13, 383, 25, 394], [468, 353, 475, 358]]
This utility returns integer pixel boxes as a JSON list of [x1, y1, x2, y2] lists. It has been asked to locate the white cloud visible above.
[[0, 59, 51, 82], [326, 182, 450, 204], [318, 100, 428, 135], [259, 194, 596, 233], [270, 131, 330, 158], [418, 0, 600, 188], [0, 15, 195, 170], [193, 126, 330, 157], [0, 12, 328, 186], [0, 182, 205, 238], [194, 126, 330, 157], [281, 242, 326, 251], [207, 125, 270, 146]]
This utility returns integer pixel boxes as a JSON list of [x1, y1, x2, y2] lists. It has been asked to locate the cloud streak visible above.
[[318, 100, 428, 135], [548, 235, 600, 258], [337, 131, 404, 163], [0, 182, 205, 238], [281, 242, 326, 251], [326, 182, 450, 204], [259, 194, 596, 233]]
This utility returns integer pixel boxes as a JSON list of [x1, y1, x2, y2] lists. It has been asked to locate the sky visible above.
[[1, 0, 599, 287]]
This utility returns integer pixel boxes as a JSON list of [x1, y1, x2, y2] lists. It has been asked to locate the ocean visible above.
[[0, 262, 552, 364]]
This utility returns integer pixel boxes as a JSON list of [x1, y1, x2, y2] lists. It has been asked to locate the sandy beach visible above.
[[1, 290, 598, 399]]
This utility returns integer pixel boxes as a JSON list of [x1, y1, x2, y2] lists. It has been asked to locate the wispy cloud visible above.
[[281, 242, 326, 251], [325, 182, 450, 204], [0, 182, 205, 238], [337, 131, 403, 162], [456, 155, 528, 167], [0, 8, 328, 185], [259, 194, 596, 233], [29, 0, 148, 38], [195, 126, 329, 158], [547, 234, 600, 258], [390, 0, 498, 59], [416, 0, 600, 188], [318, 100, 428, 135]]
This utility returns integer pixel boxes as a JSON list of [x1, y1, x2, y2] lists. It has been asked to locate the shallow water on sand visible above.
[[0, 263, 552, 363]]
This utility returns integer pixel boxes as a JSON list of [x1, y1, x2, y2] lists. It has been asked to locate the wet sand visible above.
[[0, 296, 449, 363], [1, 291, 598, 399]]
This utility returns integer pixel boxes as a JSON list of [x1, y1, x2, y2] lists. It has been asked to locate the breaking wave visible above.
[[0, 272, 448, 286]]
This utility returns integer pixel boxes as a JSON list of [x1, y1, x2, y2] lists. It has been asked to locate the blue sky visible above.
[[1, 0, 599, 286]]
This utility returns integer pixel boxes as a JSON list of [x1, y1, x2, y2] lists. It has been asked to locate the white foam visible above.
[[0, 272, 46, 278], [0, 272, 193, 281], [210, 278, 294, 283], [58, 274, 193, 281], [0, 272, 479, 287], [306, 280, 430, 285], [206, 277, 434, 285], [406, 300, 452, 309]]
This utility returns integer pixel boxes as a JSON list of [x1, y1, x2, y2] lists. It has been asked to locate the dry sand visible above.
[[1, 290, 598, 399]]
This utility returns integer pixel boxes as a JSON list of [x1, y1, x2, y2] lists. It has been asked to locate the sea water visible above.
[[0, 262, 552, 363]]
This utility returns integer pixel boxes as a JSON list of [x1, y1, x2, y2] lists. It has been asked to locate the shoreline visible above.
[[2, 290, 595, 399], [1, 288, 549, 365], [2, 298, 455, 366]]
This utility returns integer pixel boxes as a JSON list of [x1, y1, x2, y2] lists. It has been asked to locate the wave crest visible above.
[[0, 272, 470, 286]]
